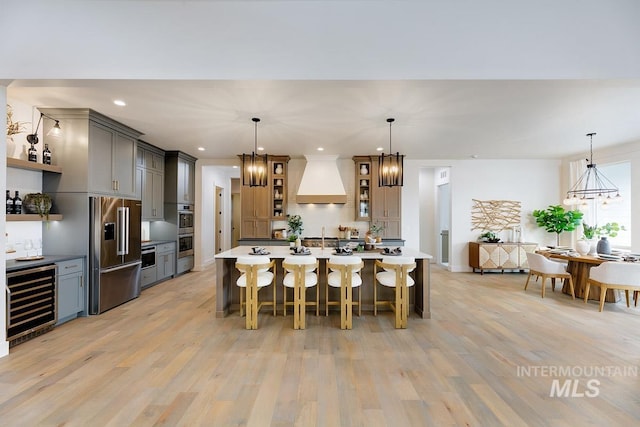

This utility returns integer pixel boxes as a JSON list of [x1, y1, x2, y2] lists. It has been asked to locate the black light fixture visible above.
[[242, 117, 268, 187], [26, 112, 62, 145], [378, 118, 404, 187], [563, 132, 621, 206]]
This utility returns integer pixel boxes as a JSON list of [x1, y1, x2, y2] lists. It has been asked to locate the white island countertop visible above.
[[214, 246, 433, 320], [214, 245, 432, 260]]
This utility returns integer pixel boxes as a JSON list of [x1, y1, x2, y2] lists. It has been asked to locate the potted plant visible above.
[[369, 223, 385, 242], [23, 193, 53, 220], [479, 231, 500, 243], [576, 223, 598, 255], [286, 214, 303, 245], [532, 205, 583, 246]]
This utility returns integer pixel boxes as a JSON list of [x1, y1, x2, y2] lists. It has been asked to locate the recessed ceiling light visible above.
[[113, 99, 126, 106], [376, 147, 384, 151], [317, 147, 324, 151], [197, 147, 205, 151], [257, 146, 264, 151], [471, 154, 479, 159], [232, 165, 239, 169]]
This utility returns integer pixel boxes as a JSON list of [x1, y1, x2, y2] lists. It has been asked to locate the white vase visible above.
[[576, 239, 590, 256], [588, 239, 597, 256], [360, 165, 368, 175]]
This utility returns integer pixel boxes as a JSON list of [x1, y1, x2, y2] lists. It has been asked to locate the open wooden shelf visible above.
[[6, 157, 62, 174], [7, 214, 63, 222]]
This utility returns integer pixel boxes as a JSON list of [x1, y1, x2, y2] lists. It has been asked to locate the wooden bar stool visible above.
[[282, 256, 319, 330], [374, 256, 416, 329], [326, 255, 364, 329], [235, 256, 276, 330]]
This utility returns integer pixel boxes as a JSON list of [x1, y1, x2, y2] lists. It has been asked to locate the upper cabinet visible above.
[[137, 141, 165, 220], [270, 156, 289, 219], [88, 122, 138, 197], [239, 155, 290, 239], [165, 151, 197, 204], [353, 155, 402, 238], [353, 156, 372, 221], [41, 108, 142, 199]]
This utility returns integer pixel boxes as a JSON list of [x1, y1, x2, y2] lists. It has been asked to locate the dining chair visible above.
[[282, 256, 319, 329], [374, 256, 416, 329], [524, 252, 575, 299], [585, 262, 640, 311], [325, 255, 364, 329], [235, 255, 276, 330]]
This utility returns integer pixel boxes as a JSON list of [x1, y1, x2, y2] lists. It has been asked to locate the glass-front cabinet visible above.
[[353, 156, 371, 221], [271, 157, 288, 219]]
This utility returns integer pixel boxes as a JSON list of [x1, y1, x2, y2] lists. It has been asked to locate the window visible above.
[[589, 162, 631, 248]]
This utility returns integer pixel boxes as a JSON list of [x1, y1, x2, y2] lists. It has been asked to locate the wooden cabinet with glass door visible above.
[[353, 156, 372, 221], [270, 156, 289, 220]]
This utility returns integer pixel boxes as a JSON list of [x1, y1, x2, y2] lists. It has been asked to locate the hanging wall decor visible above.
[[471, 199, 521, 231]]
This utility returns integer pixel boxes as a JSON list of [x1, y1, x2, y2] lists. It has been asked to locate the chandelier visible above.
[[241, 117, 268, 187], [563, 132, 621, 206], [378, 118, 404, 187]]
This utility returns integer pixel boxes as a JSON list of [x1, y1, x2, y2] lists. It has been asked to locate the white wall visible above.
[[405, 158, 563, 272], [195, 161, 239, 270]]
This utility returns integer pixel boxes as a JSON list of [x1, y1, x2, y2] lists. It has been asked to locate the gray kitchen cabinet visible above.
[[156, 242, 176, 280], [56, 258, 85, 325], [137, 142, 165, 220], [165, 151, 196, 204], [88, 122, 138, 197], [141, 265, 157, 288], [41, 108, 142, 198]]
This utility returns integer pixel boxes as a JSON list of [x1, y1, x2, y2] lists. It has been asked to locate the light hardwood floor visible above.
[[1, 264, 639, 426]]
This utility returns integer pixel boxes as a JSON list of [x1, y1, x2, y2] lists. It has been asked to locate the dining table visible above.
[[213, 245, 433, 319], [540, 251, 621, 302]]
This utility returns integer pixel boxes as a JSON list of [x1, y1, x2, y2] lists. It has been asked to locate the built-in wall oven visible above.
[[178, 204, 194, 234], [178, 234, 194, 258]]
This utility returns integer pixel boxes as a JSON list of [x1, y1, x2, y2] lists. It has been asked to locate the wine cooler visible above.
[[6, 264, 57, 346]]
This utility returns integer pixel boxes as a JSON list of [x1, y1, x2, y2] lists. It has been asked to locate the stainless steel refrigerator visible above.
[[89, 197, 142, 314]]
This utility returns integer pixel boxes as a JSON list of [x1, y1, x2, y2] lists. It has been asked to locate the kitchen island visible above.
[[214, 246, 433, 319]]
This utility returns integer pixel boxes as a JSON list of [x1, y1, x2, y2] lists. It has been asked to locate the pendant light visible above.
[[563, 133, 621, 206], [378, 118, 404, 187], [242, 117, 268, 187]]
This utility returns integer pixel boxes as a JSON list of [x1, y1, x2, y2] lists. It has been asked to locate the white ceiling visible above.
[[8, 79, 640, 161], [4, 1, 640, 162]]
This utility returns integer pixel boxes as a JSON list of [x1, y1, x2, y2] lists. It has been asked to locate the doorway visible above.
[[437, 182, 451, 266]]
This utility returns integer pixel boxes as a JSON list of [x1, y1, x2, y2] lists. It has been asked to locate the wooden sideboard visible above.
[[469, 241, 538, 274]]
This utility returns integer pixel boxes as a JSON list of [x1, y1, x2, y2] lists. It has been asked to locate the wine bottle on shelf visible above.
[[13, 191, 22, 214], [6, 190, 14, 214], [28, 144, 37, 162], [43, 144, 52, 165]]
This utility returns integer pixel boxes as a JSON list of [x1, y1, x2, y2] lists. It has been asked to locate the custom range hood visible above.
[[296, 154, 348, 204]]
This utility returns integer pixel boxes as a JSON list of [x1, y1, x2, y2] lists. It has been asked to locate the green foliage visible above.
[[582, 222, 626, 239], [479, 231, 500, 242], [596, 222, 626, 238], [532, 205, 583, 244], [582, 223, 597, 239], [286, 214, 303, 237], [369, 222, 385, 235]]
